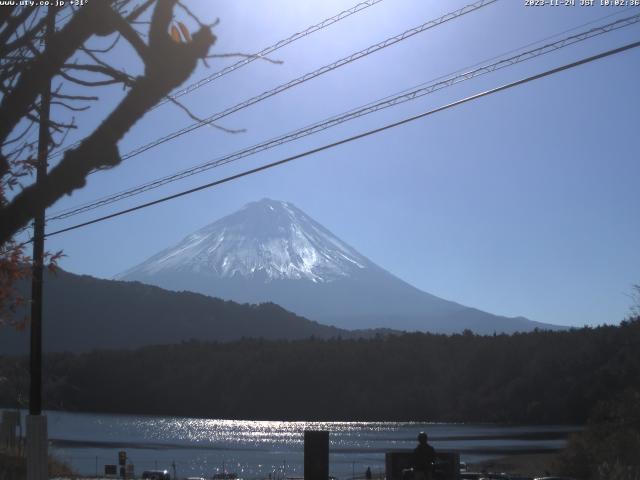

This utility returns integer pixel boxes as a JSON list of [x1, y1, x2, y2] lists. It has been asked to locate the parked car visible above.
[[460, 472, 511, 480], [212, 474, 239, 480], [533, 477, 576, 480], [142, 470, 171, 480], [461, 473, 510, 480]]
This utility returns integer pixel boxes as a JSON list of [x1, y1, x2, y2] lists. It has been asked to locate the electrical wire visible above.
[[47, 0, 388, 159], [75, 0, 497, 166], [158, 0, 387, 107], [41, 39, 640, 240], [46, 12, 640, 222]]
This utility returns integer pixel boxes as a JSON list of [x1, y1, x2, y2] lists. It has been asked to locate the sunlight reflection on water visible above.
[[26, 411, 578, 478]]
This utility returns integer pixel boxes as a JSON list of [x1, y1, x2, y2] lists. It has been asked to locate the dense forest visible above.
[[1, 318, 639, 424], [557, 389, 640, 479]]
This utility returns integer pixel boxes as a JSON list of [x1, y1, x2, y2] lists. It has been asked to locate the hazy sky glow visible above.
[[30, 0, 639, 327]]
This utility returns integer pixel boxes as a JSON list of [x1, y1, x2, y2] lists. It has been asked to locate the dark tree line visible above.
[[557, 389, 640, 479], [2, 317, 639, 423]]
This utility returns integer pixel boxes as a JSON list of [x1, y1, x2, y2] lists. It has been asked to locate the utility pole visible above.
[[27, 6, 55, 480]]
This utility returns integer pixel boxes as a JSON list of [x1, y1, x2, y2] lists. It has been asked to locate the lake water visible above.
[[7, 410, 578, 478]]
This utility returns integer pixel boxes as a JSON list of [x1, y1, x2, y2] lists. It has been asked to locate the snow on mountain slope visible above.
[[119, 199, 561, 334], [118, 199, 369, 283]]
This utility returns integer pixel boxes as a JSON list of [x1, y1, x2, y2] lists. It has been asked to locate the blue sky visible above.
[[35, 0, 640, 327]]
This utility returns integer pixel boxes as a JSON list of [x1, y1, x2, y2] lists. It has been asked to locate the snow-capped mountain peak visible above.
[[119, 199, 370, 283], [117, 198, 556, 334]]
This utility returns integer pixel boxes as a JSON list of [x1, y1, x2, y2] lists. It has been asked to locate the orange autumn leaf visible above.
[[178, 22, 191, 43], [15, 317, 28, 332], [170, 25, 182, 43]]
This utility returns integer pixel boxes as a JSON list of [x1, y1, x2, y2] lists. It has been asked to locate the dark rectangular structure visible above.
[[304, 430, 329, 480], [385, 450, 460, 480], [0, 411, 20, 448]]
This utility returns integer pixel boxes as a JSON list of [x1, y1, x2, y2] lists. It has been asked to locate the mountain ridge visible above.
[[0, 268, 350, 354], [119, 198, 562, 334]]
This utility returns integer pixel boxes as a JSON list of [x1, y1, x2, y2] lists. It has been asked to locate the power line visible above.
[[45, 0, 497, 219], [47, 0, 388, 159], [42, 39, 640, 239], [158, 0, 387, 107], [46, 12, 640, 222], [96, 0, 498, 164]]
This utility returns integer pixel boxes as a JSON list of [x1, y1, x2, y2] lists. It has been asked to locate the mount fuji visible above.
[[118, 199, 559, 334]]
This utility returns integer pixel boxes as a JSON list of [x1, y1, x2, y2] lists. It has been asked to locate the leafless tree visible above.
[[0, 0, 218, 324]]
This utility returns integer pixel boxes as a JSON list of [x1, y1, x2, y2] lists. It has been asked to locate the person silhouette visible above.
[[412, 432, 435, 480], [366, 467, 372, 480]]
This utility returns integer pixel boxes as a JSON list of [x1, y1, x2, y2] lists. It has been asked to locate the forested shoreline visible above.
[[1, 318, 639, 424]]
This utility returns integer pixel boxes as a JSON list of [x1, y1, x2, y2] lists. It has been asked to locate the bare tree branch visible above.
[[177, 1, 218, 29], [103, 6, 149, 61], [126, 0, 156, 22], [83, 33, 122, 54], [0, 13, 48, 58], [0, 5, 17, 29], [50, 101, 91, 112], [0, 1, 117, 144], [167, 96, 245, 134], [0, 0, 217, 245], [62, 62, 135, 86], [51, 91, 99, 102], [0, 7, 37, 49], [58, 70, 126, 88], [2, 120, 36, 147]]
